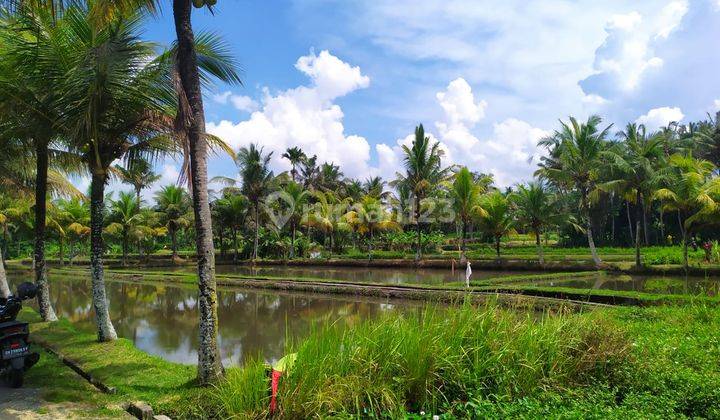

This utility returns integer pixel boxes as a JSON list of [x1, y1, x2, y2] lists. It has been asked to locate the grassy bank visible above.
[[19, 309, 213, 418], [216, 302, 720, 419]]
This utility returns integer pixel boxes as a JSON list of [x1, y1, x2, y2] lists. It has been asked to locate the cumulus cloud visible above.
[[207, 50, 373, 177], [580, 1, 688, 95], [212, 91, 259, 113], [636, 106, 684, 131], [376, 78, 546, 186]]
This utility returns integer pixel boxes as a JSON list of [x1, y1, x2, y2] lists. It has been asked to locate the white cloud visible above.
[[207, 50, 373, 178], [376, 78, 546, 186], [582, 94, 609, 105], [581, 1, 688, 94], [712, 99, 720, 112], [636, 106, 684, 131], [212, 91, 259, 113]]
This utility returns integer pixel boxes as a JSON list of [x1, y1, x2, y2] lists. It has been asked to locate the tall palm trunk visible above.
[[253, 203, 259, 260], [582, 193, 601, 268], [232, 226, 238, 262], [34, 141, 57, 322], [626, 201, 633, 244], [59, 236, 64, 266], [535, 229, 544, 265], [290, 221, 296, 259], [170, 227, 178, 259], [634, 191, 642, 268], [173, 0, 223, 384], [122, 230, 129, 267], [0, 250, 9, 299], [678, 210, 688, 272], [414, 195, 422, 261], [460, 220, 467, 264], [494, 235, 501, 258], [90, 172, 117, 341], [642, 200, 649, 245]]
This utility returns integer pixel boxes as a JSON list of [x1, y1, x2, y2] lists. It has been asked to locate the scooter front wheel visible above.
[[7, 368, 23, 388]]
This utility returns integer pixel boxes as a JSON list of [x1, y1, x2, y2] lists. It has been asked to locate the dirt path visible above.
[[0, 381, 130, 419]]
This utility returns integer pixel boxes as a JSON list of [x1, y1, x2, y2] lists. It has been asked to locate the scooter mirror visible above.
[[16, 282, 38, 300]]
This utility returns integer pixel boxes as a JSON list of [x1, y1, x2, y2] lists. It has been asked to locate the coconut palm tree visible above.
[[236, 143, 274, 260], [510, 182, 556, 264], [477, 191, 515, 258], [449, 167, 487, 263], [0, 7, 77, 322], [345, 195, 400, 257], [654, 154, 720, 270], [282, 147, 306, 183], [537, 115, 611, 268], [115, 158, 162, 206], [278, 182, 309, 258], [394, 124, 450, 261], [106, 192, 142, 266], [363, 176, 389, 200], [604, 123, 665, 267], [56, 5, 176, 342], [155, 185, 192, 260], [306, 190, 351, 256], [55, 197, 90, 265], [214, 192, 248, 262]]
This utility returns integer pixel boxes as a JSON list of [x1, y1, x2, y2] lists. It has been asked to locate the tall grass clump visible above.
[[217, 302, 630, 418], [212, 358, 269, 417]]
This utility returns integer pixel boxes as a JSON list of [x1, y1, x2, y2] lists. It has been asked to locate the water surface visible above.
[[518, 274, 720, 296], [146, 264, 541, 285], [8, 273, 414, 366]]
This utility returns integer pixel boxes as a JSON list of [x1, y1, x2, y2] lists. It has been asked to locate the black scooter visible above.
[[0, 282, 40, 388]]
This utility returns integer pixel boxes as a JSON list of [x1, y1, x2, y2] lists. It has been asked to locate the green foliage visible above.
[[215, 303, 720, 419]]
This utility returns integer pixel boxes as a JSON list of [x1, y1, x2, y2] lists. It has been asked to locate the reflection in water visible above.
[[148, 264, 543, 285], [8, 273, 415, 366], [520, 274, 720, 296]]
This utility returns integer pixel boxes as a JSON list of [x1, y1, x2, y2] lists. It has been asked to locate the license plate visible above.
[[2, 346, 28, 358]]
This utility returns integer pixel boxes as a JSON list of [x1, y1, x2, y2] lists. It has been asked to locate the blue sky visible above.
[[92, 0, 720, 197]]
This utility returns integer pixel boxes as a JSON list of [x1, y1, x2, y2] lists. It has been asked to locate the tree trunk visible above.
[[535, 229, 544, 265], [0, 249, 9, 299], [414, 195, 422, 261], [678, 210, 688, 272], [59, 237, 64, 266], [460, 220, 467, 264], [173, 0, 223, 384], [495, 235, 501, 258], [171, 228, 178, 259], [232, 226, 238, 262], [290, 222, 296, 259], [218, 227, 225, 258], [586, 221, 601, 268], [642, 199, 649, 245], [253, 204, 259, 260], [34, 141, 57, 322], [635, 191, 642, 268], [122, 230, 129, 267], [90, 171, 117, 342], [610, 193, 615, 242], [626, 201, 633, 245]]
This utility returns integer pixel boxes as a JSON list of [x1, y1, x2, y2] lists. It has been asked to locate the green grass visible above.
[[215, 302, 720, 419], [19, 309, 215, 419]]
